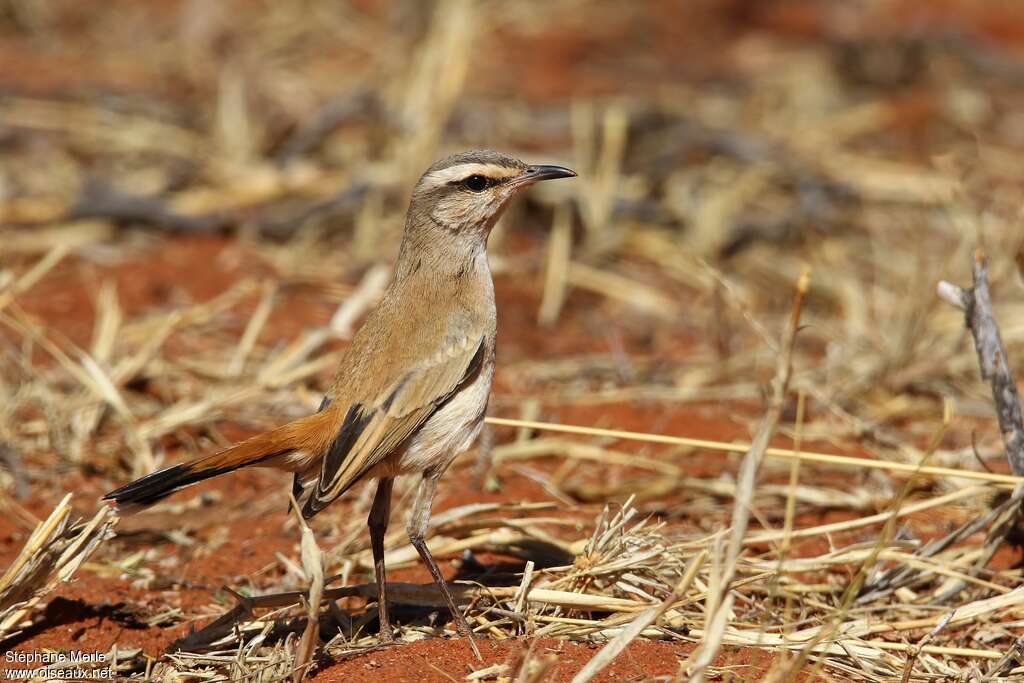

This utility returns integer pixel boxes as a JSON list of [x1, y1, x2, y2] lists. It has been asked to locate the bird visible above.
[[104, 149, 576, 654]]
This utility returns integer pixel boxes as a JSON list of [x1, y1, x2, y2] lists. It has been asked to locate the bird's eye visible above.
[[464, 175, 488, 192]]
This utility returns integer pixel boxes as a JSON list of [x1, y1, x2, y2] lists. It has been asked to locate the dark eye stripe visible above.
[[446, 175, 513, 189]]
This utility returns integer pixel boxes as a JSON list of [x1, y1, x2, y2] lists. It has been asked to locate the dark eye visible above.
[[464, 175, 488, 192]]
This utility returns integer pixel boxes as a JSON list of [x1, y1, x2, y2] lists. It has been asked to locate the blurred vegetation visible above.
[[4, 1, 1024, 680]]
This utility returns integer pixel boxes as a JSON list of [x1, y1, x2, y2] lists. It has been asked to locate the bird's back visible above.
[[327, 255, 496, 405]]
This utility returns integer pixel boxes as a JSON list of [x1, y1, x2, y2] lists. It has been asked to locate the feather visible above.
[[105, 408, 339, 510], [300, 335, 486, 517]]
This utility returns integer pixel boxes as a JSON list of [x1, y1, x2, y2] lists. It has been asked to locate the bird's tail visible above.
[[104, 409, 337, 510]]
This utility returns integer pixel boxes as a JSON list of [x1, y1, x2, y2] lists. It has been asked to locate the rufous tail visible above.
[[103, 409, 337, 509]]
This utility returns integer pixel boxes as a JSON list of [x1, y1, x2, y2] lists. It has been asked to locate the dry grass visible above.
[[4, 1, 1024, 681], [0, 495, 116, 641]]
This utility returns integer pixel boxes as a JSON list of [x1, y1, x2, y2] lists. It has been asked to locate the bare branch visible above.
[[942, 249, 1024, 476]]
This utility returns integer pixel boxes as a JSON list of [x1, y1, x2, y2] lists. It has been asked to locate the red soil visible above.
[[0, 233, 947, 681], [6, 1, 1024, 679]]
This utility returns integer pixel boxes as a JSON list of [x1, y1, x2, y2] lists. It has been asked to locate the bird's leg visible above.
[[407, 474, 482, 660], [368, 476, 395, 643]]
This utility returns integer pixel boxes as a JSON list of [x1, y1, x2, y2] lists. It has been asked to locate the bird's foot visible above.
[[376, 618, 399, 651], [376, 624, 398, 646]]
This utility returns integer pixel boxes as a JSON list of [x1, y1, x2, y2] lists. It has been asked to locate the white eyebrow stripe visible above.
[[420, 163, 519, 190]]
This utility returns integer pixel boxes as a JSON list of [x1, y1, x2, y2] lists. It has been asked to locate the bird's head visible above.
[[408, 149, 575, 238]]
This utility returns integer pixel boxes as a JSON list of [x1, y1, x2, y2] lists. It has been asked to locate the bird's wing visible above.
[[300, 332, 486, 517]]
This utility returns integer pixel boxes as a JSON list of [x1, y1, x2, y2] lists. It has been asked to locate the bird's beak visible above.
[[510, 164, 577, 188]]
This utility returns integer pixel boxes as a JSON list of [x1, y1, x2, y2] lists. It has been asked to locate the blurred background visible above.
[[4, 1, 1024, 680]]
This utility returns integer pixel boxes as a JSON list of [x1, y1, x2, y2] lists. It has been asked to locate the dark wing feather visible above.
[[290, 395, 334, 511], [301, 334, 485, 517]]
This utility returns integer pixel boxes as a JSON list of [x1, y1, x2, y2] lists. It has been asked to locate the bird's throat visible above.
[[395, 214, 491, 283]]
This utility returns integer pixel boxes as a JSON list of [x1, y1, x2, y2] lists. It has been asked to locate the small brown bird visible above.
[[105, 150, 575, 650]]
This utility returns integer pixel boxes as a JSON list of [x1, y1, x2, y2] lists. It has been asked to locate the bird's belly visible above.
[[390, 362, 493, 477]]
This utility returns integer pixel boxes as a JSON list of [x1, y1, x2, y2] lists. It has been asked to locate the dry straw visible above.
[[4, 3, 1024, 681], [0, 496, 117, 642]]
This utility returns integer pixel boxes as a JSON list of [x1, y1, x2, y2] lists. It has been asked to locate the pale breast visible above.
[[383, 356, 494, 478]]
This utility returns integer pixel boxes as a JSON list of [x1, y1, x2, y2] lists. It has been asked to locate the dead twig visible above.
[[938, 248, 1024, 476], [937, 248, 1024, 601]]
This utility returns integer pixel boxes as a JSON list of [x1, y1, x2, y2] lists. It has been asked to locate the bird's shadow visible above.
[[168, 541, 573, 654]]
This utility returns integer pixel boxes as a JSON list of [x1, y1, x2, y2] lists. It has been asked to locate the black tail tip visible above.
[[104, 463, 195, 509]]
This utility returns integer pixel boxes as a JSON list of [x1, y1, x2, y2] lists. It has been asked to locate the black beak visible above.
[[512, 164, 577, 186]]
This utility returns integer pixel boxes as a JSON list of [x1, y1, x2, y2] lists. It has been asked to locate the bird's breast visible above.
[[386, 351, 494, 477]]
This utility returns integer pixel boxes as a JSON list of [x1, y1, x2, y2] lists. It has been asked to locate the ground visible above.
[[4, 1, 1024, 681]]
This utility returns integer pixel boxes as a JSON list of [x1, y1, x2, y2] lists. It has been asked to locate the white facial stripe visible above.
[[420, 162, 520, 191]]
